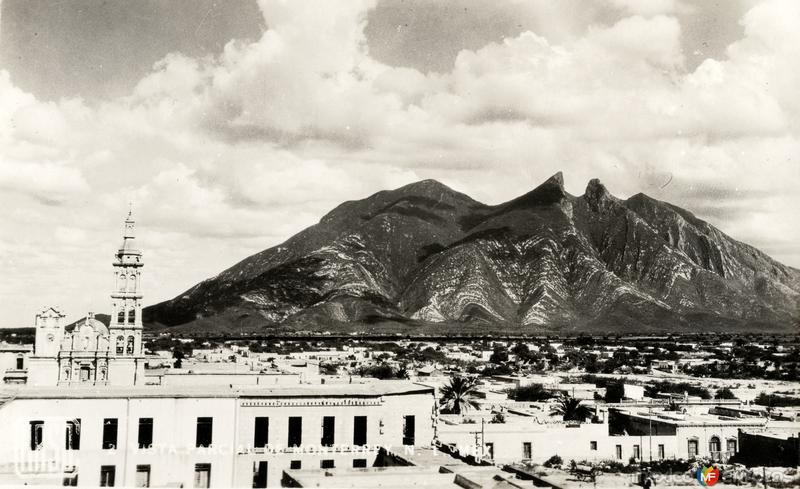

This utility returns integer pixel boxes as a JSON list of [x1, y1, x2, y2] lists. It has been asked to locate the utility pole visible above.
[[648, 405, 653, 463]]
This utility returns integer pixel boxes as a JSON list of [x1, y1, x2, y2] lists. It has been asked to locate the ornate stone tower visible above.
[[107, 210, 146, 384]]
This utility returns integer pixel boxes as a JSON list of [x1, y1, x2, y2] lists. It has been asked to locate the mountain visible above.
[[143, 174, 800, 334]]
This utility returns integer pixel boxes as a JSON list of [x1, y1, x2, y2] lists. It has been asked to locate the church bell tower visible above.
[[109, 210, 144, 360]]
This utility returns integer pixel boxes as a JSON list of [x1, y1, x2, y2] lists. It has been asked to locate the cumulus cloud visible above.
[[0, 0, 799, 326]]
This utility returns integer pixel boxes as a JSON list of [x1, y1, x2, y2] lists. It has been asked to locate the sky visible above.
[[0, 0, 798, 327]]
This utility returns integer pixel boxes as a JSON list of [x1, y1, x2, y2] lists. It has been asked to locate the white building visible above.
[[27, 213, 146, 386], [0, 382, 436, 487]]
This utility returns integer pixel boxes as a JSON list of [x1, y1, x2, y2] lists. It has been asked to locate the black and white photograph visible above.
[[0, 0, 799, 487]]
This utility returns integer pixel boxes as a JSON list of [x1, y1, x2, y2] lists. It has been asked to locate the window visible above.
[[194, 464, 211, 488], [62, 474, 78, 486], [709, 436, 721, 453], [196, 417, 213, 448], [30, 420, 44, 450], [100, 466, 116, 487], [590, 441, 597, 451], [633, 444, 641, 460], [320, 460, 334, 469], [126, 336, 135, 355], [522, 442, 532, 459], [116, 336, 125, 355], [353, 416, 367, 446], [688, 439, 698, 458], [102, 419, 118, 449], [402, 415, 415, 446], [254, 417, 269, 448], [128, 309, 135, 324], [16, 356, 23, 370], [135, 465, 150, 488], [615, 445, 623, 460], [288, 417, 302, 448], [252, 461, 267, 488], [66, 419, 81, 450], [117, 309, 125, 324], [289, 461, 301, 470], [353, 459, 367, 468], [80, 365, 91, 382], [727, 439, 737, 454], [138, 418, 153, 449], [321, 416, 335, 447], [658, 444, 665, 460], [485, 442, 494, 460]]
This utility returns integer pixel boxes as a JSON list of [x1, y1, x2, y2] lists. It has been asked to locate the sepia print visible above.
[[0, 1, 798, 487]]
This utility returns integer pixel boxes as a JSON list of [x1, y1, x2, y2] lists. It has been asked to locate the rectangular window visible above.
[[726, 439, 737, 454], [522, 442, 532, 459], [66, 419, 81, 450], [196, 417, 213, 448], [194, 464, 211, 488], [135, 465, 150, 488], [254, 417, 269, 448], [138, 418, 153, 449], [252, 461, 267, 488], [321, 416, 335, 447], [30, 420, 44, 451], [658, 444, 665, 460], [633, 444, 641, 460], [289, 460, 301, 470], [320, 460, 334, 469], [402, 415, 415, 446], [102, 419, 118, 450], [288, 417, 302, 448], [485, 442, 494, 460], [688, 439, 698, 458], [353, 416, 367, 446], [615, 445, 623, 460], [353, 459, 367, 468], [100, 465, 116, 487], [62, 475, 78, 486], [590, 441, 597, 451]]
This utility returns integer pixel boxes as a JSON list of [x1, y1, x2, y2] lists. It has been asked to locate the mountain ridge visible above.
[[143, 174, 800, 334]]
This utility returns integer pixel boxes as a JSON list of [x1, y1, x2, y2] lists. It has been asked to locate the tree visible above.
[[440, 376, 480, 415], [714, 387, 737, 400], [489, 347, 508, 364], [508, 383, 552, 402], [550, 394, 593, 422]]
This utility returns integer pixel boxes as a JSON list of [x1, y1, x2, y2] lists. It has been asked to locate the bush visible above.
[[507, 383, 552, 402], [715, 387, 737, 399], [543, 455, 563, 468]]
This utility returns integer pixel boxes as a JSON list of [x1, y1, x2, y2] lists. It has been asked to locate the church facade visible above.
[[27, 213, 146, 386]]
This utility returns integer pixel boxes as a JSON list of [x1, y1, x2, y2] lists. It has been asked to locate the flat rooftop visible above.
[[0, 380, 434, 400], [616, 408, 768, 427]]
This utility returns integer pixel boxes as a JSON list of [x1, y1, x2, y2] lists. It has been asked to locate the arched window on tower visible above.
[[117, 307, 125, 324], [119, 274, 127, 292], [126, 336, 135, 355], [116, 336, 124, 355], [128, 308, 136, 324], [128, 274, 136, 292]]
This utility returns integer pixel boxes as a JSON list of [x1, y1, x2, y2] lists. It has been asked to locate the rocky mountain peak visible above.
[[144, 174, 800, 334], [583, 178, 617, 211]]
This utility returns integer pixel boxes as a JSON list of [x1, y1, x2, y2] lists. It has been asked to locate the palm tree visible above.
[[440, 376, 480, 415], [550, 394, 593, 422]]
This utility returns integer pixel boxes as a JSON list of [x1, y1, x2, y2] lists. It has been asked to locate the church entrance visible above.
[[79, 365, 91, 382]]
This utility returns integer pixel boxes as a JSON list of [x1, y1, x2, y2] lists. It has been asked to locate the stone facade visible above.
[[27, 213, 146, 386]]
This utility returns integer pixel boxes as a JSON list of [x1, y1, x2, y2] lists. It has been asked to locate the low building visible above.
[[0, 381, 435, 487]]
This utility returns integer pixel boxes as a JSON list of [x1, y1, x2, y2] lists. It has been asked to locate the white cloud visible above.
[[0, 0, 798, 326]]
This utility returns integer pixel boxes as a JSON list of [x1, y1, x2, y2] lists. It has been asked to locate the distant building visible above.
[[27, 213, 146, 386]]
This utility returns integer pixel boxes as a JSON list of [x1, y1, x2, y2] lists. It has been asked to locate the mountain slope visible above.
[[143, 174, 800, 333]]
